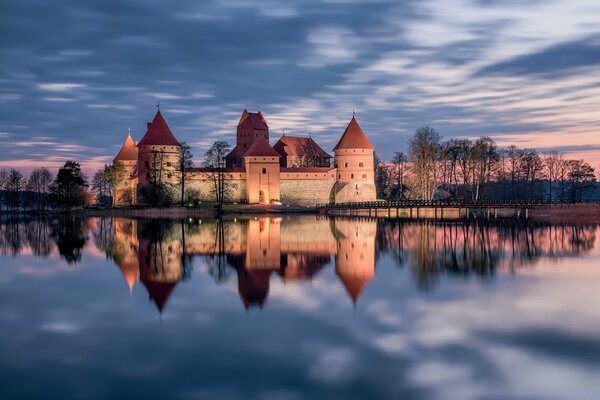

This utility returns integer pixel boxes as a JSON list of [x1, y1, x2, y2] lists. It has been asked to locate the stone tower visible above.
[[334, 219, 376, 305], [243, 136, 281, 204], [225, 109, 269, 168], [333, 116, 376, 203], [136, 111, 180, 202], [113, 131, 138, 205]]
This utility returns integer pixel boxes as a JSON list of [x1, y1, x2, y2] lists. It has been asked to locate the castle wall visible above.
[[280, 172, 336, 205], [187, 171, 247, 202]]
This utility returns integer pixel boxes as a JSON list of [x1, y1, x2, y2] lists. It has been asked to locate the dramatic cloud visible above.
[[0, 0, 599, 173]]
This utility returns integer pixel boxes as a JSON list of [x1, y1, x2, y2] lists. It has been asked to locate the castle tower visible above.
[[226, 110, 269, 168], [136, 110, 180, 202], [334, 219, 376, 305], [333, 116, 376, 203], [244, 136, 281, 204], [113, 132, 138, 205]]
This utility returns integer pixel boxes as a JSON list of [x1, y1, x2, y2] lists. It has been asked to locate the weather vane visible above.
[[353, 109, 355, 117], [156, 101, 160, 111]]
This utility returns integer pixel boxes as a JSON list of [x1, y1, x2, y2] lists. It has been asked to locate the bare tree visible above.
[[0, 170, 7, 211], [6, 169, 25, 212], [392, 151, 408, 200], [203, 140, 232, 211], [178, 142, 194, 206], [542, 151, 562, 200], [27, 167, 54, 210], [408, 127, 442, 201]]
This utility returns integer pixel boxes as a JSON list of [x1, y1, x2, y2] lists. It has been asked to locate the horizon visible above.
[[1, 0, 600, 175]]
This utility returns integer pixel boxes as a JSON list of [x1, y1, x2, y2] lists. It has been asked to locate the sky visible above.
[[1, 0, 600, 174]]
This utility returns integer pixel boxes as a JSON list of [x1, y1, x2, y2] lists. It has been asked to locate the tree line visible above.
[[0, 161, 88, 212], [376, 127, 598, 202]]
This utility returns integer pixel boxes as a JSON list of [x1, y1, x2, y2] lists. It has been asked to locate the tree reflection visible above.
[[50, 216, 88, 264]]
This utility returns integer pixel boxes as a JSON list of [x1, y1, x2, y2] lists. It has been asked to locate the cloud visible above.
[[37, 83, 87, 91]]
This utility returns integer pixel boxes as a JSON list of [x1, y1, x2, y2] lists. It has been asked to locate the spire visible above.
[[137, 110, 180, 147], [333, 115, 374, 151], [114, 132, 138, 162]]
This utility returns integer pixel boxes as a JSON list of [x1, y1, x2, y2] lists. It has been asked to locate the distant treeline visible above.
[[376, 127, 598, 202], [0, 160, 88, 212]]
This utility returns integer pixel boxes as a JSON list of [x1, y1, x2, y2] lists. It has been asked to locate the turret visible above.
[[113, 131, 138, 205], [136, 111, 180, 202], [333, 116, 376, 203]]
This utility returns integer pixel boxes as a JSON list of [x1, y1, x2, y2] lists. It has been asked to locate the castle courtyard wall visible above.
[[280, 171, 336, 205]]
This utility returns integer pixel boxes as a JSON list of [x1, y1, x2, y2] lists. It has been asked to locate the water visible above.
[[0, 215, 599, 400]]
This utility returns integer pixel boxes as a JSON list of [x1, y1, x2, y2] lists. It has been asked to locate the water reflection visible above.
[[1, 215, 595, 314]]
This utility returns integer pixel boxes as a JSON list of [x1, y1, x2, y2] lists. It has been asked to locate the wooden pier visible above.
[[317, 200, 599, 220]]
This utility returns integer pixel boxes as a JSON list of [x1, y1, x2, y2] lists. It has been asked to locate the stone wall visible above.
[[280, 177, 335, 205], [187, 173, 247, 203], [333, 181, 377, 203]]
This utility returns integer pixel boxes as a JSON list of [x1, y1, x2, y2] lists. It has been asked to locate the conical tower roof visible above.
[[336, 269, 373, 304], [137, 111, 180, 147], [333, 116, 374, 151], [114, 133, 138, 162]]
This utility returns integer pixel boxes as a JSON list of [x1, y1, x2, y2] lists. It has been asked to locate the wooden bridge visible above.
[[317, 200, 596, 220]]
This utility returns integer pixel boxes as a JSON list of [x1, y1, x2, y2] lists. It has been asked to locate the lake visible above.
[[0, 215, 599, 400]]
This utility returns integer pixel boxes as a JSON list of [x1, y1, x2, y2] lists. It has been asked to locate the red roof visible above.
[[237, 269, 271, 309], [337, 271, 373, 304], [137, 111, 180, 147], [239, 109, 268, 130], [244, 136, 280, 157], [273, 136, 331, 158], [333, 116, 374, 150], [141, 280, 178, 313], [280, 167, 334, 173], [114, 134, 138, 162]]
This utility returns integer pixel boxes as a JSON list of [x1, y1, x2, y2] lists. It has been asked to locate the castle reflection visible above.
[[98, 216, 597, 313], [0, 215, 596, 313]]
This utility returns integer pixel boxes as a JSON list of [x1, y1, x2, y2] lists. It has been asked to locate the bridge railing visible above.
[[317, 199, 599, 210]]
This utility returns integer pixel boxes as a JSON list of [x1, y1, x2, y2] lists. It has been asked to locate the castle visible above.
[[113, 109, 376, 205]]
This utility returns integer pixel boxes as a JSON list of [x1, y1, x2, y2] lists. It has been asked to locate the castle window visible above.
[[334, 163, 338, 168], [351, 174, 354, 179], [359, 162, 364, 167], [167, 162, 172, 167], [362, 174, 367, 178], [344, 162, 348, 167], [262, 167, 267, 174], [338, 175, 341, 179]]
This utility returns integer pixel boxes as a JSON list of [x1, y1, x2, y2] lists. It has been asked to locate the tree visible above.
[[140, 152, 175, 206], [0, 170, 7, 211], [178, 142, 194, 206], [202, 140, 232, 209], [392, 151, 408, 200], [408, 127, 442, 200], [92, 168, 111, 206], [5, 169, 24, 212], [566, 160, 596, 202], [51, 161, 88, 209], [542, 151, 562, 200], [27, 167, 53, 211], [471, 137, 498, 202]]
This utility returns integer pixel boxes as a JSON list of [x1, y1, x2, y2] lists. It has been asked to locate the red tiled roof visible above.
[[333, 116, 374, 150], [225, 145, 242, 159], [244, 136, 280, 157], [337, 271, 373, 303], [237, 269, 271, 309], [273, 136, 331, 158], [189, 167, 245, 173], [114, 134, 138, 162], [137, 111, 180, 147], [141, 280, 178, 313], [239, 109, 268, 130], [280, 167, 335, 173]]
